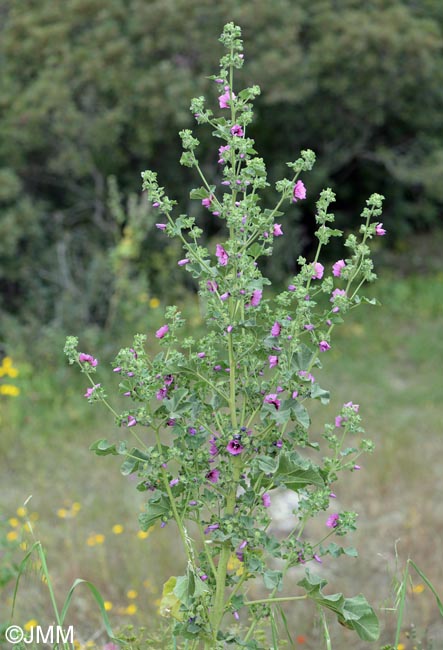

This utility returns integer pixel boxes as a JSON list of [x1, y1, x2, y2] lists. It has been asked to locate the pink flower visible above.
[[219, 88, 235, 108], [330, 288, 346, 302], [298, 370, 315, 383], [197, 352, 206, 358], [292, 390, 299, 399], [207, 280, 218, 292], [332, 259, 346, 277], [264, 394, 281, 409], [293, 180, 306, 202], [218, 144, 230, 163], [202, 194, 214, 208], [156, 387, 168, 400], [262, 493, 271, 508], [178, 258, 190, 266], [127, 415, 137, 427], [326, 513, 339, 528], [230, 124, 244, 137], [155, 223, 167, 231], [344, 401, 359, 413], [216, 244, 229, 266], [335, 416, 344, 428], [268, 355, 278, 369], [220, 291, 230, 301], [375, 222, 386, 236], [226, 439, 244, 455], [312, 262, 324, 280], [250, 289, 262, 306], [273, 223, 283, 237], [206, 469, 220, 483], [84, 384, 100, 398], [155, 324, 169, 339], [271, 321, 281, 337], [79, 353, 98, 367], [319, 340, 331, 352]]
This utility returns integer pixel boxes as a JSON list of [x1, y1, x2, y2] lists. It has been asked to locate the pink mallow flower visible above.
[[226, 439, 244, 455], [268, 355, 278, 369], [206, 469, 220, 483], [230, 124, 244, 137], [202, 195, 214, 208], [262, 493, 271, 508], [207, 280, 218, 292], [155, 324, 169, 339], [273, 223, 283, 237], [312, 262, 324, 280], [375, 222, 386, 236], [326, 513, 340, 528], [250, 289, 262, 307], [84, 384, 100, 398], [319, 340, 331, 352], [293, 180, 306, 202], [178, 258, 190, 266], [216, 244, 229, 266], [271, 321, 281, 337], [218, 145, 230, 163], [264, 394, 281, 409], [127, 416, 137, 427], [333, 259, 346, 277], [219, 88, 235, 108], [79, 353, 98, 367]]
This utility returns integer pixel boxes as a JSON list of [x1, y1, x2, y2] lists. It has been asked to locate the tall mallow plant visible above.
[[65, 23, 386, 650]]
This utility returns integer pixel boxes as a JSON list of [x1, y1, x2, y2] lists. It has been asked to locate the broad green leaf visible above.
[[275, 452, 323, 490], [341, 594, 380, 641], [159, 577, 184, 620], [291, 401, 310, 428], [90, 439, 119, 456], [139, 493, 170, 530], [310, 383, 330, 404], [263, 569, 283, 591], [120, 447, 150, 475], [257, 455, 279, 474]]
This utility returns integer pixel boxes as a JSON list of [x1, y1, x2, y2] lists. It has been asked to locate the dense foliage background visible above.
[[1, 0, 443, 338]]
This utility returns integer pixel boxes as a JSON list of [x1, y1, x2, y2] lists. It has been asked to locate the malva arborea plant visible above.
[[65, 23, 386, 650]]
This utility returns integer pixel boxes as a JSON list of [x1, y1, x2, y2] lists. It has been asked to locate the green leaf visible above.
[[120, 447, 150, 475], [139, 493, 170, 530], [275, 452, 323, 490], [189, 186, 215, 200], [159, 576, 184, 620], [263, 569, 283, 591], [291, 401, 310, 428], [257, 455, 279, 474], [298, 569, 379, 642], [310, 383, 330, 405], [90, 439, 120, 456], [341, 594, 380, 641], [292, 344, 314, 371]]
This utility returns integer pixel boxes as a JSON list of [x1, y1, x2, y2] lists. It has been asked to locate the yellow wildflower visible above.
[[104, 601, 113, 611], [57, 508, 68, 519], [9, 518, 19, 528], [0, 384, 20, 396], [94, 534, 105, 544], [137, 530, 150, 539], [412, 583, 425, 594], [71, 502, 81, 513], [16, 506, 27, 517], [397, 644, 405, 650], [127, 589, 138, 599], [24, 620, 38, 631], [124, 604, 137, 615], [112, 524, 124, 535], [86, 535, 96, 547], [6, 531, 18, 542], [149, 297, 160, 309]]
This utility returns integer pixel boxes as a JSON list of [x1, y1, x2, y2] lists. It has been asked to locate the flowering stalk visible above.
[[65, 22, 385, 650]]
